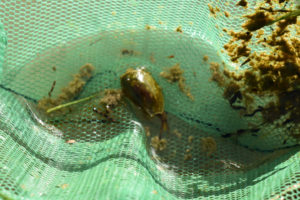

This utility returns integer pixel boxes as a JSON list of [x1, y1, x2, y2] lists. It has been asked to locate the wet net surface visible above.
[[0, 0, 299, 200]]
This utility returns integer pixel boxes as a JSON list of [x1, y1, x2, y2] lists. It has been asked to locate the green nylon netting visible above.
[[0, 0, 299, 200]]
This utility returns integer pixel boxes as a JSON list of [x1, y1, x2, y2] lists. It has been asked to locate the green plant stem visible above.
[[269, 9, 300, 25], [46, 94, 97, 114]]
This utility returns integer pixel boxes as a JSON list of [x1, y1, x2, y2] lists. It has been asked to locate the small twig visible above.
[[259, 7, 291, 13], [46, 94, 97, 113], [240, 58, 251, 67], [48, 80, 56, 97], [244, 106, 264, 117]]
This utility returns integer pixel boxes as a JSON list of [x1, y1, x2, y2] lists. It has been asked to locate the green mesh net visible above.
[[0, 0, 300, 200]]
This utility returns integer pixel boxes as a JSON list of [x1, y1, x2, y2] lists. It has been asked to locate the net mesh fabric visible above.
[[0, 0, 299, 200]]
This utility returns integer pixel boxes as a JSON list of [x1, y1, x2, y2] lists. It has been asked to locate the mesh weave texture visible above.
[[0, 0, 299, 200]]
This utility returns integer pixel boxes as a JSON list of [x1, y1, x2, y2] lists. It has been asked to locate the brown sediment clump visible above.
[[208, 4, 220, 17], [224, 11, 230, 18], [37, 98, 61, 113], [160, 63, 194, 100], [38, 63, 95, 113], [151, 136, 167, 151], [160, 63, 183, 82], [210, 62, 225, 87], [145, 24, 156, 30], [236, 0, 248, 8], [223, 30, 253, 63], [210, 2, 300, 140], [256, 29, 264, 38], [176, 26, 183, 33], [99, 89, 123, 108], [242, 11, 275, 31], [201, 137, 217, 156], [92, 88, 123, 123], [203, 55, 209, 62], [121, 49, 141, 56]]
